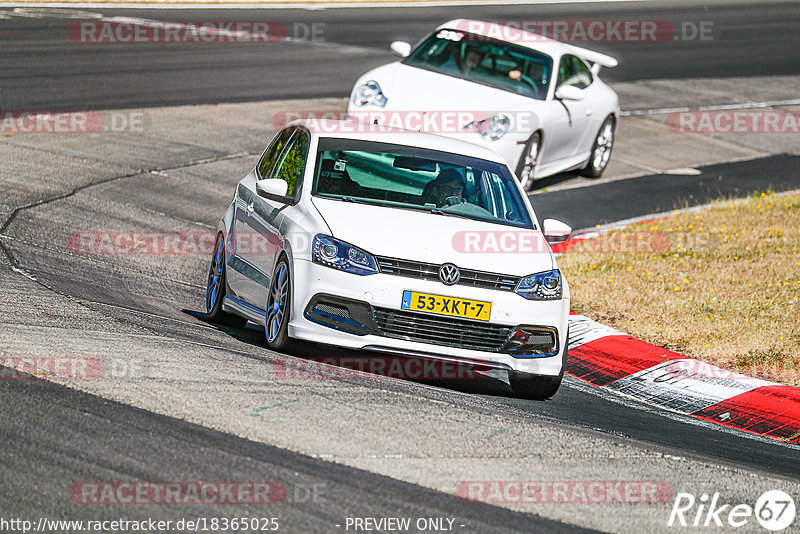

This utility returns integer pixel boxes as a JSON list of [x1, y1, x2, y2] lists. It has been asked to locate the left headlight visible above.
[[352, 80, 388, 108], [312, 235, 379, 276], [515, 269, 562, 300], [464, 114, 511, 141]]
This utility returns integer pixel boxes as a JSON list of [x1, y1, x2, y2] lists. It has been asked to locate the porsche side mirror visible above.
[[555, 85, 585, 101], [543, 218, 572, 244], [390, 41, 411, 58]]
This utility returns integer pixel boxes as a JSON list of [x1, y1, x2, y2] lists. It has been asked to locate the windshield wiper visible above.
[[336, 196, 372, 205], [427, 208, 474, 221]]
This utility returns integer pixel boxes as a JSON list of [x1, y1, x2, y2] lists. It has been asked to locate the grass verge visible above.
[[559, 189, 800, 386]]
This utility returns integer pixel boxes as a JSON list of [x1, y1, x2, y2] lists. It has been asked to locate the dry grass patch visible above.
[[559, 190, 800, 386]]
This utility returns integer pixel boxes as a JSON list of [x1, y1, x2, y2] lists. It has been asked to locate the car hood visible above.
[[366, 62, 545, 114], [312, 197, 554, 277]]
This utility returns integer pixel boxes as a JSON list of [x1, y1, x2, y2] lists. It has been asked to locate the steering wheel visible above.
[[515, 74, 541, 97]]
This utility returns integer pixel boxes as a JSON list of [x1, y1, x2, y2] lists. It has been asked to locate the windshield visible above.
[[311, 138, 534, 229], [403, 29, 553, 100]]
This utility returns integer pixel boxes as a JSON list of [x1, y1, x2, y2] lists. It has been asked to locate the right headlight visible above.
[[312, 235, 379, 276], [352, 80, 388, 108], [514, 269, 562, 300], [464, 114, 511, 141]]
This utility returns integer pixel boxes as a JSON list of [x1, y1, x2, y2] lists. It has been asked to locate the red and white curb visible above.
[[566, 313, 800, 445]]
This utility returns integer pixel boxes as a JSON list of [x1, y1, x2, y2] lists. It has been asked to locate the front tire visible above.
[[265, 256, 294, 351], [510, 371, 563, 400], [510, 330, 568, 400], [580, 116, 615, 178], [515, 131, 541, 192], [206, 233, 247, 328]]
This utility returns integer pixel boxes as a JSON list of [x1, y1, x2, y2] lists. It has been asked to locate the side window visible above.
[[574, 57, 593, 88], [464, 167, 477, 201], [257, 128, 293, 179], [270, 130, 310, 198], [557, 55, 593, 89]]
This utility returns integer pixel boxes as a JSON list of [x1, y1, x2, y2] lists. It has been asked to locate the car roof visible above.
[[437, 18, 618, 68], [289, 118, 509, 165]]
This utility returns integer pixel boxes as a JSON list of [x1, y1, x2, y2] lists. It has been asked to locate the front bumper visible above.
[[288, 259, 569, 376]]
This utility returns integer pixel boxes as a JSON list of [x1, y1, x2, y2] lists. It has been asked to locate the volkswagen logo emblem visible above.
[[438, 263, 461, 286]]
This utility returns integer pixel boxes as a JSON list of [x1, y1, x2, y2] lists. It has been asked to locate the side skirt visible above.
[[222, 295, 266, 326]]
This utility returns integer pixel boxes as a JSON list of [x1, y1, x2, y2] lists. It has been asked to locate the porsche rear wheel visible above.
[[515, 131, 541, 192], [581, 116, 615, 178]]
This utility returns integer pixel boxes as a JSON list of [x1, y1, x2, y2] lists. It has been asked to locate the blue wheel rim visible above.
[[266, 262, 289, 343], [206, 235, 224, 313]]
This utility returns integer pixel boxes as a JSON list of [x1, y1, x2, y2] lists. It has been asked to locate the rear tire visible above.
[[580, 116, 615, 178], [515, 131, 541, 192], [206, 233, 247, 329]]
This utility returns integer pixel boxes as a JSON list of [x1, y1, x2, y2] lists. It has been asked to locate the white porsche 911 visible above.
[[347, 19, 620, 190], [206, 119, 572, 399]]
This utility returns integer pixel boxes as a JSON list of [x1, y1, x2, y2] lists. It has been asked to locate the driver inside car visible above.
[[422, 169, 466, 207]]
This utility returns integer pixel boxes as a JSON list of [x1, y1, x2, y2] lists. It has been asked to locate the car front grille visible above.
[[373, 307, 513, 352], [375, 256, 521, 292]]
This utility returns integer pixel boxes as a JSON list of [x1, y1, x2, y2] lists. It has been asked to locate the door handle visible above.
[[247, 202, 254, 216]]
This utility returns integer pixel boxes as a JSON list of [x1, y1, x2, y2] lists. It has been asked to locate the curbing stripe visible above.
[[605, 359, 771, 415], [566, 314, 800, 444], [690, 385, 800, 444], [568, 334, 682, 387], [566, 313, 624, 350]]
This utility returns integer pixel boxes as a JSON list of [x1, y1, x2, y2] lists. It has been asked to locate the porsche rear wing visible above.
[[566, 45, 618, 73]]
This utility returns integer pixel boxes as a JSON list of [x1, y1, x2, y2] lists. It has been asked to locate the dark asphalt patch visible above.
[[531, 153, 800, 230], [0, 364, 595, 534]]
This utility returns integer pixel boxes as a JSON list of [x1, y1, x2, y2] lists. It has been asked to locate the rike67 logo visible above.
[[668, 490, 796, 531]]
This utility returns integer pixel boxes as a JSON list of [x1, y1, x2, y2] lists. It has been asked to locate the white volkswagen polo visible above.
[[206, 119, 572, 399], [348, 19, 620, 190]]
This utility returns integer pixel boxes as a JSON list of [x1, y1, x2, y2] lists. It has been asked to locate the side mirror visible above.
[[543, 218, 572, 244], [256, 178, 290, 203], [555, 85, 585, 101], [390, 41, 411, 58]]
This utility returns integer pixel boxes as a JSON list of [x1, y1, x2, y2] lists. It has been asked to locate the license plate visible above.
[[401, 290, 491, 322]]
